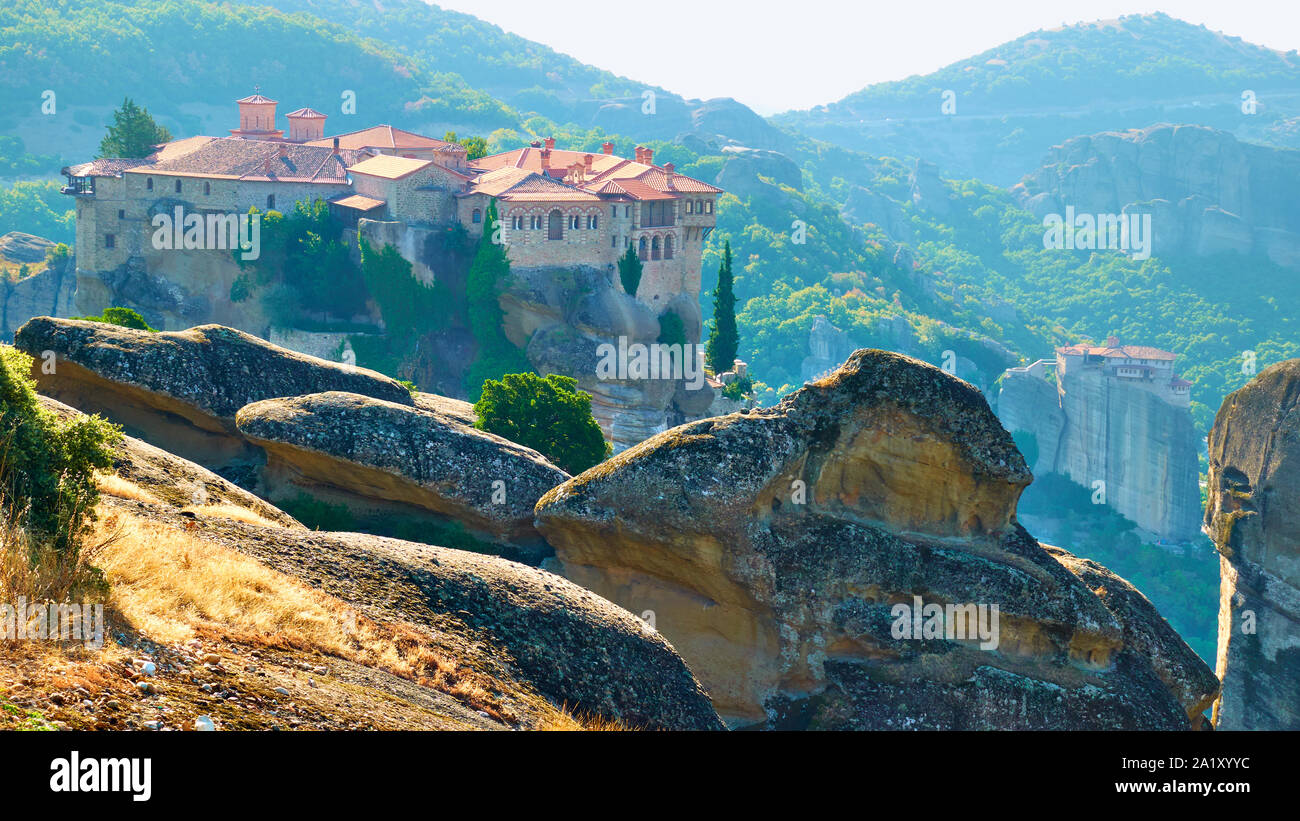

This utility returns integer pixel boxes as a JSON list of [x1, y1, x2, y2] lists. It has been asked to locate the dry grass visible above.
[[0, 511, 115, 606], [178, 504, 284, 529], [92, 508, 520, 721], [96, 474, 164, 506]]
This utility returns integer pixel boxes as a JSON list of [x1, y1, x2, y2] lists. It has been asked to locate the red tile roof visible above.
[[286, 108, 327, 119], [307, 125, 463, 153], [1057, 342, 1177, 361], [236, 94, 276, 105]]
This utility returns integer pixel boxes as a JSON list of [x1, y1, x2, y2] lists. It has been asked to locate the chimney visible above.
[[663, 161, 674, 174], [278, 142, 289, 157], [583, 153, 594, 172], [332, 136, 340, 155], [601, 141, 614, 155], [544, 136, 556, 150], [633, 145, 644, 163], [540, 146, 552, 174], [1106, 335, 1120, 347], [642, 147, 653, 166]]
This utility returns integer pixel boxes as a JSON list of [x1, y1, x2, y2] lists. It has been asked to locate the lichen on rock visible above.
[[536, 348, 1218, 729]]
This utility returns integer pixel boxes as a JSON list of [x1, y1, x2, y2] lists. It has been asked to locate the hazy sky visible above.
[[433, 0, 1298, 114]]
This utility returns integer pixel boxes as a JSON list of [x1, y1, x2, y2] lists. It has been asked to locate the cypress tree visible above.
[[705, 241, 738, 373], [617, 242, 643, 297]]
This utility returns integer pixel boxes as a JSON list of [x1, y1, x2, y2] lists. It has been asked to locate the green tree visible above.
[[465, 201, 531, 396], [0, 347, 120, 564], [617, 242, 642, 298], [444, 131, 489, 161], [98, 97, 171, 159], [473, 372, 610, 474], [74, 306, 155, 331], [705, 241, 738, 373]]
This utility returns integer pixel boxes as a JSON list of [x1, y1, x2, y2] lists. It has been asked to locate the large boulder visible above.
[[235, 392, 569, 560], [152, 503, 724, 731], [1205, 358, 1300, 729], [14, 317, 414, 475], [536, 349, 1217, 729]]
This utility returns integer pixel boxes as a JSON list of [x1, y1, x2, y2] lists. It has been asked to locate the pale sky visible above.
[[433, 0, 1299, 114]]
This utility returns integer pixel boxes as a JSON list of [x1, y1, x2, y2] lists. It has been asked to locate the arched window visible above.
[[472, 208, 482, 224], [267, 194, 275, 210], [664, 235, 674, 260], [569, 214, 581, 230], [175, 179, 182, 193], [588, 214, 598, 230], [638, 236, 648, 261], [651, 236, 661, 260], [547, 209, 563, 240]]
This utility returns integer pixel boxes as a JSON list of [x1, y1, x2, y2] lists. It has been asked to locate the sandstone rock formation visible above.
[[14, 317, 414, 474], [112, 493, 722, 730], [1014, 124, 1300, 268], [40, 395, 301, 528], [536, 349, 1217, 729], [0, 231, 56, 264], [997, 363, 1203, 541], [236, 391, 569, 559], [0, 252, 77, 340], [1205, 359, 1300, 729]]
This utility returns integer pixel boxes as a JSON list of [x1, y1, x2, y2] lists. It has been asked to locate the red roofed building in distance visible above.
[[1055, 335, 1191, 406], [63, 93, 722, 309]]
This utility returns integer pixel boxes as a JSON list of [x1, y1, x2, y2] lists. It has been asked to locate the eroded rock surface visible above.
[[236, 392, 569, 558], [14, 317, 413, 474], [536, 349, 1217, 729], [1205, 358, 1300, 729]]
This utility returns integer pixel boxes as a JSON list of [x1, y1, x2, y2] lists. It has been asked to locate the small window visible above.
[[638, 236, 648, 261], [612, 234, 618, 248], [625, 205, 631, 218], [118, 209, 124, 220], [705, 200, 713, 214], [569, 214, 581, 230], [267, 194, 275, 210], [685, 201, 694, 215], [175, 179, 182, 193], [472, 208, 482, 224], [589, 215, 598, 230], [146, 178, 153, 191], [204, 181, 211, 195], [611, 205, 617, 218], [105, 234, 116, 249], [651, 236, 661, 260], [664, 235, 674, 260]]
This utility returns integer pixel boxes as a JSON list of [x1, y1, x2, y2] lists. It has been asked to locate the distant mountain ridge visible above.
[[775, 13, 1300, 184]]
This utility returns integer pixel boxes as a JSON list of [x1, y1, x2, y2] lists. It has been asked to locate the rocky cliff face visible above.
[[15, 318, 413, 475], [997, 368, 1203, 541], [1014, 124, 1300, 268], [0, 240, 76, 339], [14, 318, 567, 561], [501, 264, 712, 452], [536, 349, 1217, 729], [236, 391, 569, 560], [1205, 358, 1300, 730]]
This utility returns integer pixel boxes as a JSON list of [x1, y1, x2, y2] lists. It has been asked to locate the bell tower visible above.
[[230, 89, 283, 140]]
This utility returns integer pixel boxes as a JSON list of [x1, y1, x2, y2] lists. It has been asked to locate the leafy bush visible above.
[[473, 372, 610, 474], [464, 202, 532, 397], [73, 306, 155, 331], [0, 347, 121, 600]]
